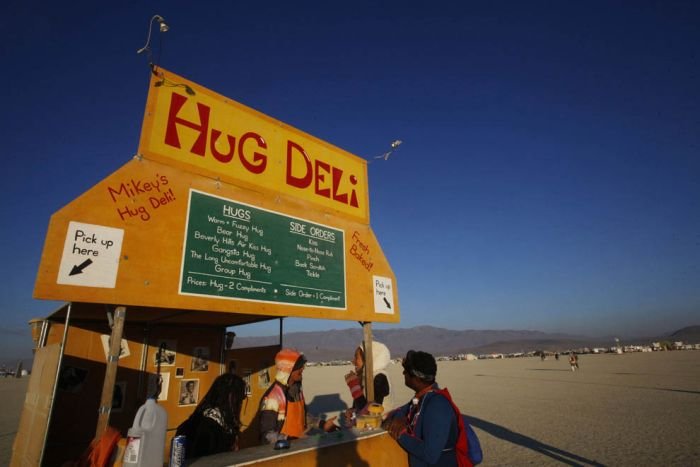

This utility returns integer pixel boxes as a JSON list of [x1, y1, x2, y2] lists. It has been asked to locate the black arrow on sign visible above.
[[383, 297, 391, 309], [69, 259, 94, 276]]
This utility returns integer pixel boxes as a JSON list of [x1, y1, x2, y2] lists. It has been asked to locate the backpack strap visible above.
[[434, 388, 473, 467]]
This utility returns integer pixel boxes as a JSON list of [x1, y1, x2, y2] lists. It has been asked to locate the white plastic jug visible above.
[[123, 398, 168, 466]]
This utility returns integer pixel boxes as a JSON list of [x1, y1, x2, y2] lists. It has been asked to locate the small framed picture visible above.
[[191, 347, 210, 372], [175, 367, 185, 378], [179, 379, 199, 406], [147, 372, 170, 401], [100, 335, 131, 361], [153, 339, 177, 367]]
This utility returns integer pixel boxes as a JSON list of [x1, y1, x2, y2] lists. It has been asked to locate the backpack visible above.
[[464, 419, 483, 465], [435, 388, 483, 466]]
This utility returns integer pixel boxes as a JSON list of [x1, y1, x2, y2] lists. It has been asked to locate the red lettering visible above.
[[314, 160, 331, 198], [210, 130, 236, 163], [332, 167, 348, 204], [349, 174, 359, 208], [163, 94, 270, 175], [164, 93, 210, 156], [286, 141, 312, 188], [239, 132, 267, 174], [285, 140, 360, 209]]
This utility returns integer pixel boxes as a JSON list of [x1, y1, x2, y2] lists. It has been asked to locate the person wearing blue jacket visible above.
[[383, 350, 459, 467]]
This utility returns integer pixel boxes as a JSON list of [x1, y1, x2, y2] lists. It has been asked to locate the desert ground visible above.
[[2, 351, 698, 466], [1, 376, 29, 466], [303, 351, 700, 466]]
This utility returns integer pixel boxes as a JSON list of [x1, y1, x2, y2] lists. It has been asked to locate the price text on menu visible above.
[[180, 190, 346, 308]]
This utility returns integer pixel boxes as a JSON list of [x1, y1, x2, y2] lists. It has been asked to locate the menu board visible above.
[[180, 190, 346, 309]]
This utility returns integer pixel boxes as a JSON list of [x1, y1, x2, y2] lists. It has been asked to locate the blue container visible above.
[[170, 435, 187, 467]]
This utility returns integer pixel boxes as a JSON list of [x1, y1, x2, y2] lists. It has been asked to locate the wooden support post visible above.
[[95, 306, 126, 438], [279, 318, 284, 348], [362, 321, 374, 403]]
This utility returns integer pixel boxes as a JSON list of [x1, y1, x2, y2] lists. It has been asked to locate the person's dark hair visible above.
[[402, 350, 437, 382], [195, 373, 246, 433], [292, 354, 307, 371]]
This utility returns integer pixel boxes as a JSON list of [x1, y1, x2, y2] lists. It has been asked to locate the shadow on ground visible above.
[[306, 392, 347, 415], [467, 415, 606, 467]]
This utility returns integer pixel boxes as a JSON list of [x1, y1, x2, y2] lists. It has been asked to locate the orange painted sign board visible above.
[[34, 70, 399, 324], [139, 68, 369, 224]]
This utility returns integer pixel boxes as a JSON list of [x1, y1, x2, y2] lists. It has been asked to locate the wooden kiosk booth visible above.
[[12, 69, 406, 466]]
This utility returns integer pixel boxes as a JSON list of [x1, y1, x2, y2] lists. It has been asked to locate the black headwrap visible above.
[[403, 350, 437, 382]]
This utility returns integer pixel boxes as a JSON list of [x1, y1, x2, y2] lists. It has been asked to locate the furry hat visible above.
[[357, 341, 391, 373], [274, 348, 306, 385]]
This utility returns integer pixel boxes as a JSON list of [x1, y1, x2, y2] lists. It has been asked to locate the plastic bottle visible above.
[[122, 398, 168, 466]]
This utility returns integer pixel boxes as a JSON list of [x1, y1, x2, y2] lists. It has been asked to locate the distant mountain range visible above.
[[3, 325, 697, 368], [668, 325, 700, 343], [233, 325, 700, 362]]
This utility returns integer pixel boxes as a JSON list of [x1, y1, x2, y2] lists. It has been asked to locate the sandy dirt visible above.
[[0, 377, 29, 466], [303, 351, 700, 466], [2, 351, 698, 466]]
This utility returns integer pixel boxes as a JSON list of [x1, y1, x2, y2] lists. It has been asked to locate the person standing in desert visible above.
[[383, 350, 460, 466], [569, 353, 579, 371]]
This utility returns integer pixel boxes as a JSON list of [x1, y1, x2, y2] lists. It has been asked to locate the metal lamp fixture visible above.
[[156, 15, 169, 32], [137, 14, 169, 55]]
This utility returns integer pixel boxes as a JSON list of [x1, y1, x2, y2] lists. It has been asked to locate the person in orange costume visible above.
[[259, 348, 337, 444]]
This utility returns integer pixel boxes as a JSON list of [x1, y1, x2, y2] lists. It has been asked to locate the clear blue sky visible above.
[[2, 1, 698, 360]]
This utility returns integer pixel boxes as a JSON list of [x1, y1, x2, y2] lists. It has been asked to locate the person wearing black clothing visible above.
[[175, 373, 246, 458]]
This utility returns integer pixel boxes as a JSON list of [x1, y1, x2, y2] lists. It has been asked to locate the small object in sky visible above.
[[371, 139, 403, 162], [137, 15, 170, 55]]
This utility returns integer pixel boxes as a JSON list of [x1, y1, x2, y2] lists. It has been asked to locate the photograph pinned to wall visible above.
[[178, 379, 199, 406], [147, 372, 170, 401], [243, 369, 252, 396], [100, 335, 131, 361], [228, 360, 237, 375], [175, 367, 184, 378], [57, 366, 88, 393], [112, 381, 126, 412], [191, 347, 209, 372], [258, 361, 271, 388], [153, 339, 177, 366]]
